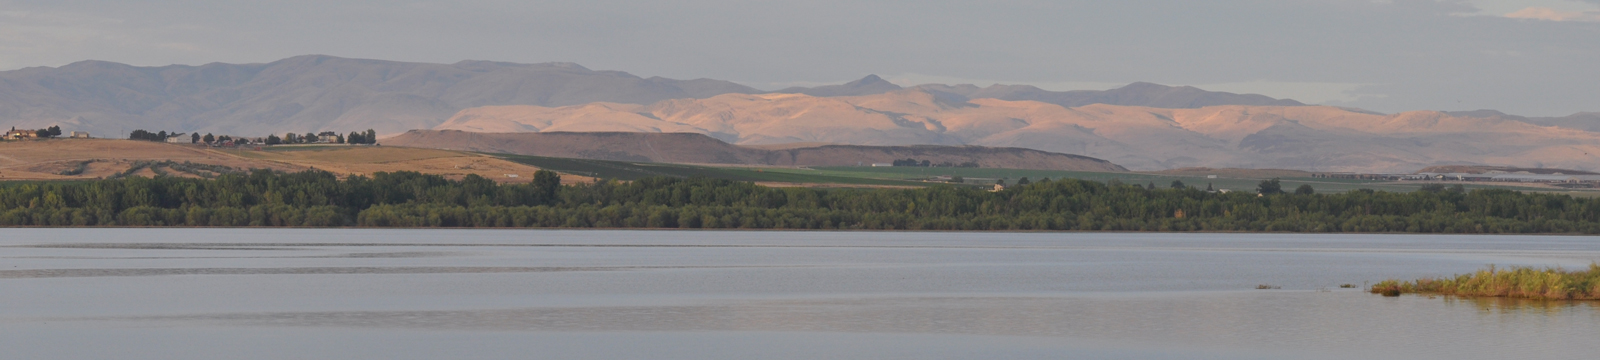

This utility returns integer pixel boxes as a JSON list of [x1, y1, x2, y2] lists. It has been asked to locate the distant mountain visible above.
[[915, 82, 1306, 108], [0, 56, 1315, 138], [774, 75, 903, 97], [385, 130, 1127, 172], [432, 89, 1600, 172], [773, 76, 1306, 109], [0, 55, 761, 137], [1445, 110, 1600, 133]]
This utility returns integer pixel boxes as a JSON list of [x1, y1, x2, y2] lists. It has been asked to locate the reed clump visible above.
[[1370, 263, 1600, 300]]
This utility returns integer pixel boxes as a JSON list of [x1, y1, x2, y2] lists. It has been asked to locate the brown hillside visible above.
[[430, 90, 1600, 173], [385, 130, 1128, 172], [0, 139, 302, 180]]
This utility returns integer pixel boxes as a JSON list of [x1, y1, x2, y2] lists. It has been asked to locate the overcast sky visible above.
[[1, 0, 1596, 116]]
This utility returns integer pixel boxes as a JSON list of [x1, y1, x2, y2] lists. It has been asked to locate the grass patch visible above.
[[106, 160, 241, 179], [1371, 264, 1600, 300], [55, 159, 95, 176]]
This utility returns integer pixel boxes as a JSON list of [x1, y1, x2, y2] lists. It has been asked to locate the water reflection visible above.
[[2, 229, 1598, 360], [1445, 295, 1600, 314]]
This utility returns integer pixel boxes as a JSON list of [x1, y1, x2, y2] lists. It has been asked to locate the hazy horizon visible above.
[[1, 0, 1597, 116]]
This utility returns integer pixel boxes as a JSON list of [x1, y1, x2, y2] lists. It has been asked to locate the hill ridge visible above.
[[386, 130, 1128, 172]]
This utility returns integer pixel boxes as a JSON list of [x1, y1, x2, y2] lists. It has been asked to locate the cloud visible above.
[[1505, 7, 1600, 21]]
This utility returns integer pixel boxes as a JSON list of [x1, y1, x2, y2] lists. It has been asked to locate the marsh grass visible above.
[[1371, 263, 1600, 300]]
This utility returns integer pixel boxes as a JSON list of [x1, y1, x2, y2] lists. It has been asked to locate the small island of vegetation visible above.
[[1371, 264, 1600, 300]]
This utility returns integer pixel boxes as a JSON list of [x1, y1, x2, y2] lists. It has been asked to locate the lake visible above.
[[2, 229, 1597, 359]]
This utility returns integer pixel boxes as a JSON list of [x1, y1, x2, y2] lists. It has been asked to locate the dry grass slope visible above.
[[0, 139, 303, 180], [431, 90, 1600, 172], [0, 139, 579, 184], [222, 146, 582, 184]]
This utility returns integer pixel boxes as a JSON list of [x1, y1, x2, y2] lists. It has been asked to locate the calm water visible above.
[[2, 229, 1597, 359]]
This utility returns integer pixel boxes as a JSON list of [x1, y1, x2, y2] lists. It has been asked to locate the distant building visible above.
[[165, 136, 189, 144], [870, 163, 894, 167], [70, 131, 90, 139], [4, 127, 36, 140]]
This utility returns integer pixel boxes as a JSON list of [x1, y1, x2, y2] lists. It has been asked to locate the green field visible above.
[[496, 154, 930, 187], [753, 166, 1573, 194], [492, 153, 1591, 194], [760, 166, 1359, 193]]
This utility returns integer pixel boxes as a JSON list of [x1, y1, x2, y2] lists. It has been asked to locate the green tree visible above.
[[266, 134, 282, 145], [191, 133, 200, 144], [1257, 178, 1283, 195], [1171, 180, 1186, 189], [203, 133, 215, 144], [1294, 184, 1315, 195]]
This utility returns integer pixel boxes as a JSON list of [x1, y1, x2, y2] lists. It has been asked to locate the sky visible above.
[[0, 0, 1596, 116]]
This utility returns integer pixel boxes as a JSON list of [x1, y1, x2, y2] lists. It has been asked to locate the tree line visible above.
[[127, 129, 378, 146], [266, 129, 377, 145], [891, 158, 980, 168], [1, 170, 1597, 233]]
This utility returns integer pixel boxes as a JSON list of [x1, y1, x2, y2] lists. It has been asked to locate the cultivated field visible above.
[[0, 139, 303, 180], [0, 139, 577, 183], [220, 146, 572, 183]]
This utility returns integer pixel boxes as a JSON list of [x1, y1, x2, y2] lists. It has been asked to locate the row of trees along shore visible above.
[[1, 170, 1597, 233]]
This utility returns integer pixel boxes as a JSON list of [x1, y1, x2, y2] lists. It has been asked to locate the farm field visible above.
[[2, 139, 1590, 194], [0, 139, 302, 181], [758, 166, 1572, 194], [0, 139, 568, 184], [496, 154, 925, 187], [219, 146, 576, 184]]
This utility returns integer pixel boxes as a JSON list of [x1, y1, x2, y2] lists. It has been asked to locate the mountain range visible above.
[[431, 90, 1600, 172], [2, 55, 1596, 173], [0, 55, 1304, 137]]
